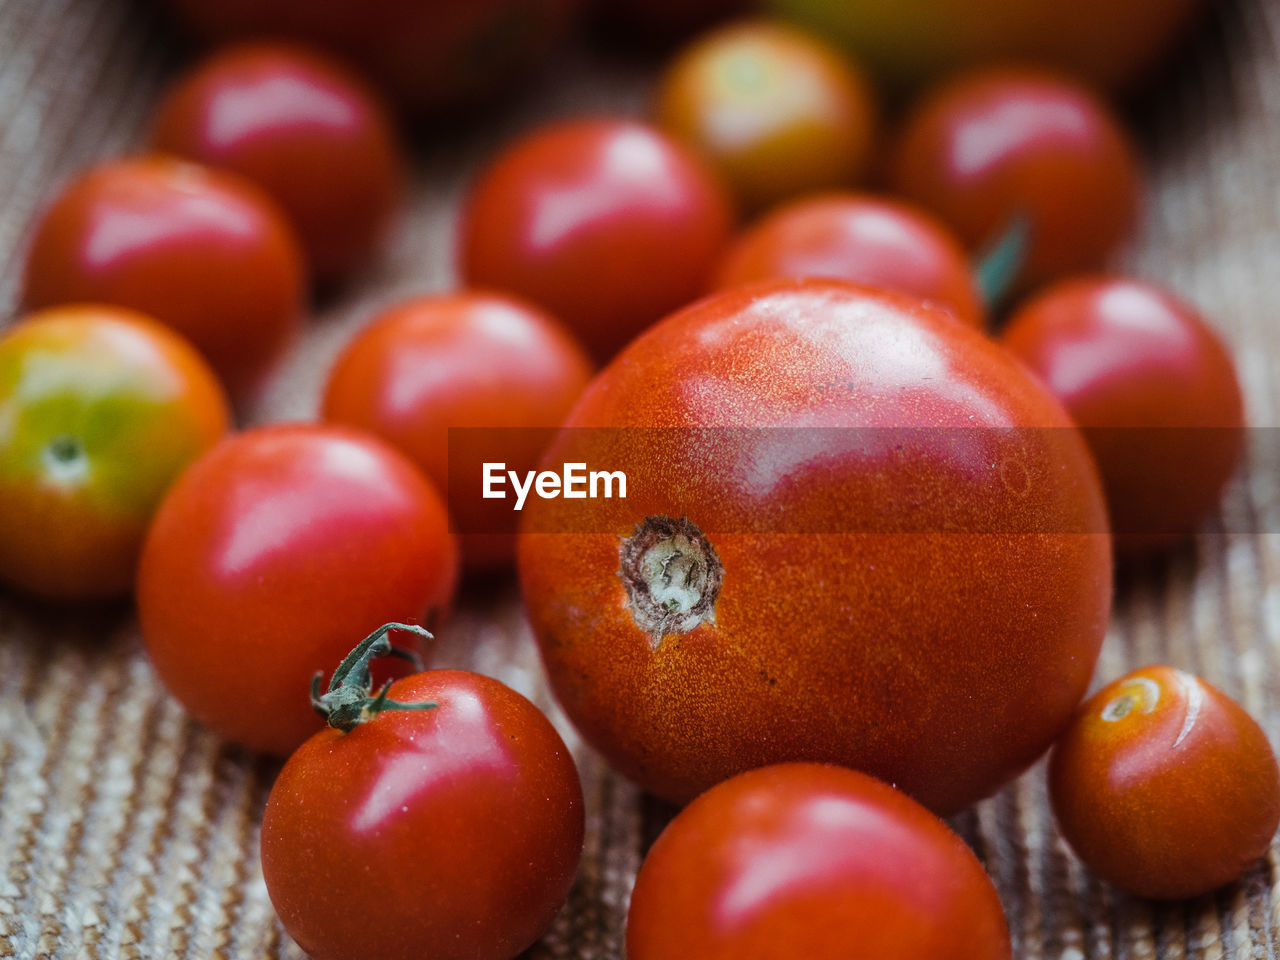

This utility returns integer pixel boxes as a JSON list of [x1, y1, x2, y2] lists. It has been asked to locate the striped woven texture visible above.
[[2, 0, 1280, 956]]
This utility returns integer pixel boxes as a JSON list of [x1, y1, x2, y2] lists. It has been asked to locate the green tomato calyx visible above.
[[311, 622, 437, 733]]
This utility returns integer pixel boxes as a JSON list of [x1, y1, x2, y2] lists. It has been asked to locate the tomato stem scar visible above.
[[619, 515, 723, 643], [311, 622, 437, 732]]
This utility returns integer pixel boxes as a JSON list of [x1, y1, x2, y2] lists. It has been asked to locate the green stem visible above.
[[973, 213, 1032, 316], [310, 622, 437, 732]]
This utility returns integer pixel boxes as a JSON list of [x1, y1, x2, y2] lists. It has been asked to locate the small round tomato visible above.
[[627, 763, 1010, 960], [1049, 665, 1280, 899], [0, 305, 229, 600], [889, 68, 1142, 290], [712, 192, 983, 328], [653, 20, 877, 212], [459, 118, 733, 359], [138, 424, 458, 755], [519, 280, 1111, 812], [322, 292, 593, 570], [1002, 276, 1244, 551], [262, 625, 584, 960], [151, 42, 405, 281], [20, 156, 306, 399]]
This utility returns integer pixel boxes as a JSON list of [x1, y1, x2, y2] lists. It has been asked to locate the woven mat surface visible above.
[[3, 0, 1280, 956]]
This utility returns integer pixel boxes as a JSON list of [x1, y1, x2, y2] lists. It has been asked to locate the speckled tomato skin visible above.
[[261, 670, 584, 960], [627, 764, 1011, 960], [1049, 665, 1280, 900], [518, 280, 1112, 812]]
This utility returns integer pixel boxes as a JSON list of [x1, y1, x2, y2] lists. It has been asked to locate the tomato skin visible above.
[[151, 42, 405, 281], [1049, 666, 1280, 899], [628, 764, 1010, 960], [261, 669, 584, 960], [1002, 277, 1244, 551], [0, 305, 230, 599], [20, 156, 306, 400], [653, 20, 877, 212], [137, 424, 458, 755], [459, 118, 734, 359], [712, 192, 984, 328], [518, 280, 1111, 812], [322, 292, 593, 570], [889, 68, 1142, 290]]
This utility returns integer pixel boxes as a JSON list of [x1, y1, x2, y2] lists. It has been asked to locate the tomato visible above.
[[261, 625, 584, 960], [653, 20, 877, 212], [1049, 665, 1280, 899], [764, 0, 1207, 93], [518, 280, 1111, 812], [20, 156, 306, 400], [628, 763, 1010, 960], [159, 0, 581, 114], [712, 192, 984, 328], [888, 68, 1143, 291], [1002, 276, 1244, 552], [459, 118, 734, 359], [151, 42, 405, 282], [0, 305, 229, 600], [138, 424, 458, 755], [322, 292, 593, 570]]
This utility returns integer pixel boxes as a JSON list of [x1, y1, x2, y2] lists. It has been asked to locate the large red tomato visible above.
[[628, 763, 1010, 960], [459, 118, 734, 359], [518, 280, 1111, 812], [151, 42, 405, 281], [138, 424, 458, 755], [20, 156, 306, 399], [262, 627, 583, 960]]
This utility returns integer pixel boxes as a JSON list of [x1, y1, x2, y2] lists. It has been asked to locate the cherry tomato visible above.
[[151, 42, 405, 281], [1002, 276, 1244, 552], [518, 280, 1111, 812], [765, 0, 1207, 93], [653, 20, 877, 212], [261, 625, 584, 960], [322, 292, 593, 570], [712, 192, 983, 328], [889, 68, 1143, 290], [138, 424, 458, 755], [0, 305, 230, 600], [459, 118, 734, 359], [1049, 665, 1280, 899], [20, 156, 306, 400], [628, 763, 1010, 960], [159, 0, 581, 114]]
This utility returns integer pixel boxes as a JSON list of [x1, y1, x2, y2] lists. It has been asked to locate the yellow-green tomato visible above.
[[0, 305, 231, 599]]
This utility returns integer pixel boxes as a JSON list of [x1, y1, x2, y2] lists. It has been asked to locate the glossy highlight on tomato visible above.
[[138, 424, 459, 755], [151, 42, 405, 281], [653, 20, 877, 212], [459, 118, 734, 359], [1049, 665, 1280, 899], [712, 191, 984, 328], [627, 763, 1011, 960], [889, 68, 1143, 290], [0, 305, 230, 600], [20, 156, 306, 399], [519, 280, 1112, 812]]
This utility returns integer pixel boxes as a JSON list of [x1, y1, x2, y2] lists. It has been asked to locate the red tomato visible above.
[[518, 280, 1111, 812], [322, 292, 593, 570], [138, 424, 458, 755], [712, 192, 984, 328], [459, 118, 734, 359], [889, 68, 1143, 290], [160, 0, 581, 114], [628, 763, 1010, 960], [653, 20, 877, 212], [261, 627, 584, 960], [1049, 665, 1280, 899], [20, 156, 306, 400], [0, 305, 230, 599], [1002, 276, 1244, 552], [151, 42, 405, 281]]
